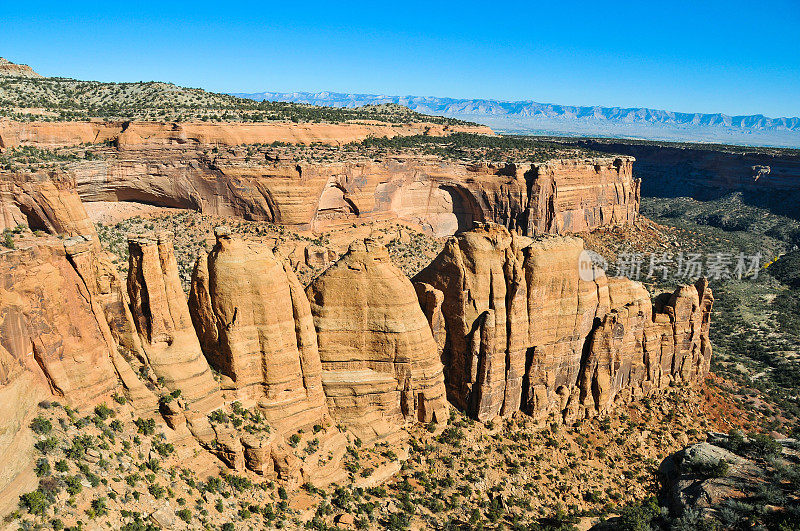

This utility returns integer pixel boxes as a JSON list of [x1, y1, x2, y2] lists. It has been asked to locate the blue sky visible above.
[[2, 0, 798, 117]]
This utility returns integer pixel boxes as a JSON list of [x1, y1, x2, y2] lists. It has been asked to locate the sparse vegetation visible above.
[[0, 76, 472, 125]]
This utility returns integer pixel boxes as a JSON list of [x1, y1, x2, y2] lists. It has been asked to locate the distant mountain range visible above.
[[233, 91, 800, 148]]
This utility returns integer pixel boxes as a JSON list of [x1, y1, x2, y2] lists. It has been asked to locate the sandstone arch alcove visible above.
[[390, 182, 479, 236]]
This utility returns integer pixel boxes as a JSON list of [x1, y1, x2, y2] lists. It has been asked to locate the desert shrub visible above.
[[685, 456, 730, 478], [19, 489, 49, 516], [30, 416, 52, 435], [148, 484, 166, 499], [64, 475, 82, 495], [94, 403, 114, 420], [209, 410, 228, 424], [616, 496, 661, 530], [34, 436, 59, 454], [223, 473, 251, 492], [34, 458, 51, 477], [134, 417, 155, 436]]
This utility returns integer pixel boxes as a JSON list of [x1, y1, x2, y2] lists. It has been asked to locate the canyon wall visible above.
[[568, 140, 800, 220], [0, 120, 492, 149], [63, 146, 637, 237], [0, 135, 714, 510], [1, 120, 639, 238], [0, 172, 97, 236], [413, 223, 713, 422]]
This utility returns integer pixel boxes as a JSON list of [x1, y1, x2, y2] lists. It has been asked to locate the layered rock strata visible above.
[[413, 223, 713, 421], [0, 58, 41, 78], [0, 120, 492, 150], [126, 232, 223, 413], [0, 235, 158, 513], [305, 239, 448, 441], [568, 138, 800, 220], [188, 227, 328, 433], [63, 147, 637, 236], [0, 172, 97, 237]]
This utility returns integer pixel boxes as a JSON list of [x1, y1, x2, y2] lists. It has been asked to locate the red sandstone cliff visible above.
[[0, 120, 493, 149], [63, 148, 637, 237], [413, 223, 713, 422]]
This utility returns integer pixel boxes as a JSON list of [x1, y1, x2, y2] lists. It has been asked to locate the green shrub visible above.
[[176, 509, 191, 523], [34, 436, 58, 454], [19, 489, 49, 516], [2, 231, 15, 249], [34, 458, 51, 477], [30, 416, 52, 435], [134, 417, 155, 436], [148, 484, 166, 499], [94, 403, 114, 420], [64, 475, 82, 495]]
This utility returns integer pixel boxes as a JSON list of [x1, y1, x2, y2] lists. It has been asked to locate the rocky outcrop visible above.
[[0, 172, 97, 237], [526, 158, 640, 235], [0, 58, 41, 78], [565, 139, 800, 220], [413, 223, 713, 421], [126, 232, 223, 413], [0, 120, 493, 150], [0, 235, 158, 512], [188, 227, 328, 433], [305, 239, 448, 441], [62, 145, 637, 236], [0, 239, 120, 402]]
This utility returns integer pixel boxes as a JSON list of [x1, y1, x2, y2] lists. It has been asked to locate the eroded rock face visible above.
[[0, 58, 41, 79], [414, 223, 713, 421], [0, 236, 158, 512], [0, 172, 97, 238], [126, 232, 223, 413], [305, 239, 448, 441], [21, 145, 635, 237], [578, 278, 714, 416], [659, 439, 767, 519], [0, 120, 492, 150], [188, 227, 327, 433], [0, 240, 119, 402], [526, 159, 640, 235]]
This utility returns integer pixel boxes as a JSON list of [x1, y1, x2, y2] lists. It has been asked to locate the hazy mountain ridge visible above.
[[234, 91, 800, 147]]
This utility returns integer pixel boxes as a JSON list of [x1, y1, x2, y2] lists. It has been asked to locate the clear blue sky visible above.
[[2, 0, 798, 117]]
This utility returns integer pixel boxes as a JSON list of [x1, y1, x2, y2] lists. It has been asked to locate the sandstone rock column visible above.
[[413, 223, 529, 421], [188, 227, 327, 433], [521, 236, 610, 420], [578, 278, 713, 416], [306, 239, 448, 441], [413, 223, 713, 423], [127, 231, 222, 413]]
